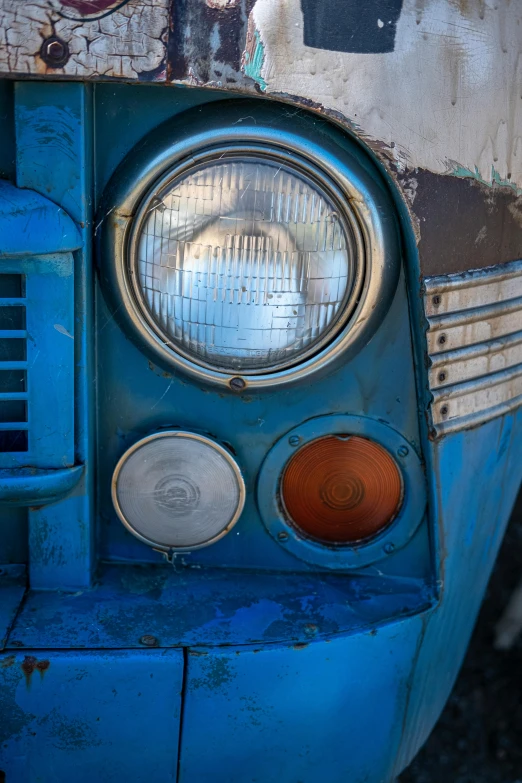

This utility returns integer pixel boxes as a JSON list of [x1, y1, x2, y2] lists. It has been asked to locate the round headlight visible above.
[[112, 431, 245, 551], [99, 104, 401, 389], [131, 153, 361, 375]]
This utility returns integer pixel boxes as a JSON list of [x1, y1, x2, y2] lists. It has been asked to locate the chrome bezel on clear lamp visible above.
[[111, 430, 246, 553], [98, 103, 400, 389]]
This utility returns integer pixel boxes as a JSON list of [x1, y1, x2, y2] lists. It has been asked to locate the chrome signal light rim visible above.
[[98, 103, 400, 389], [111, 430, 246, 552]]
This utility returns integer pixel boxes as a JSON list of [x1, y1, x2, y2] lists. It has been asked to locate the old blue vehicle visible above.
[[0, 1, 521, 781]]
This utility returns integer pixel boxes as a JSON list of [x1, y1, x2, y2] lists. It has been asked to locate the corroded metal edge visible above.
[[425, 260, 522, 437]]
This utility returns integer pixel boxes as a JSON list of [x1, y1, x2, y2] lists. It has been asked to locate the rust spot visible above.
[[21, 656, 50, 687], [292, 643, 309, 650], [0, 655, 15, 668]]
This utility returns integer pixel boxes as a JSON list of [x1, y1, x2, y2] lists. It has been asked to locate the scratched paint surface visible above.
[[0, 1, 520, 188], [248, 0, 522, 188]]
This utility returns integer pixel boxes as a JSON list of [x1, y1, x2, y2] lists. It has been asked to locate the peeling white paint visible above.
[[0, 0, 169, 79], [250, 0, 522, 187]]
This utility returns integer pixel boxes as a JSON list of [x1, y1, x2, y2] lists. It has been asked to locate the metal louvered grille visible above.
[[0, 273, 28, 452], [425, 259, 522, 436], [136, 156, 355, 373]]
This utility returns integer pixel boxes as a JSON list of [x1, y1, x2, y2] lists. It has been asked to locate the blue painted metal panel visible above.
[[0, 565, 25, 648], [0, 181, 81, 256], [179, 617, 426, 783], [393, 408, 522, 775], [0, 648, 184, 783], [15, 82, 95, 589], [97, 268, 430, 577], [6, 563, 432, 649]]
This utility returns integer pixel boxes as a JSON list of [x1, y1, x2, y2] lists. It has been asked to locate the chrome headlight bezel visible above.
[[98, 102, 400, 390]]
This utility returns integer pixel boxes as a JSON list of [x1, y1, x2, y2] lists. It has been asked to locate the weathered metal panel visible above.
[[0, 648, 183, 783], [394, 408, 522, 774], [0, 564, 25, 649], [15, 82, 95, 589], [0, 0, 169, 80], [424, 260, 522, 436], [6, 563, 431, 649], [178, 617, 426, 783]]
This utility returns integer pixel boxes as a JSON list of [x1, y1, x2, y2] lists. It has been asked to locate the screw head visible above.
[[384, 542, 395, 555], [40, 36, 69, 68], [288, 435, 301, 447], [432, 295, 441, 306], [139, 635, 158, 647], [438, 371, 447, 383], [277, 531, 289, 542], [229, 376, 246, 391], [438, 334, 447, 346], [440, 404, 449, 417], [397, 445, 409, 458]]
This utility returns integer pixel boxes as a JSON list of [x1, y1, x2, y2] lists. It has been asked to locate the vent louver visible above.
[[0, 273, 28, 453]]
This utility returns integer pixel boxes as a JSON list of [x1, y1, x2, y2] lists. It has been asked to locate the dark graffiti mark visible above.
[[300, 0, 403, 53], [402, 170, 522, 277], [57, 0, 133, 21], [169, 0, 257, 84]]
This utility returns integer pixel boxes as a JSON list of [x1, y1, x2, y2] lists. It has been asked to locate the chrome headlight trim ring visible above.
[[98, 102, 400, 389]]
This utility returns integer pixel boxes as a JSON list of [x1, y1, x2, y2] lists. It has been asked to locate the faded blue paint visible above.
[[0, 465, 83, 506], [179, 619, 426, 783], [7, 563, 432, 649], [394, 409, 522, 775], [0, 80, 521, 783], [15, 82, 95, 589], [450, 162, 522, 195], [0, 565, 25, 649], [0, 649, 183, 783], [0, 181, 81, 256]]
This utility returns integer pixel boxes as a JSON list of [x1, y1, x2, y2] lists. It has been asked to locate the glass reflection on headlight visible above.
[[136, 156, 356, 373]]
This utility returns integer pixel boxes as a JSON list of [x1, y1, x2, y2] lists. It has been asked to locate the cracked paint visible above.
[[0, 0, 169, 79]]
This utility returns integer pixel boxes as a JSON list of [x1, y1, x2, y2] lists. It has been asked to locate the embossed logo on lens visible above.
[[154, 475, 201, 515]]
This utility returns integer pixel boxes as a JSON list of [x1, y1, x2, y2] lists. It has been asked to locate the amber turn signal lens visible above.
[[281, 435, 403, 544]]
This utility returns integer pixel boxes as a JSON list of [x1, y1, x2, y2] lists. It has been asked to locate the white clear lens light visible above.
[[136, 155, 356, 373], [112, 432, 245, 550]]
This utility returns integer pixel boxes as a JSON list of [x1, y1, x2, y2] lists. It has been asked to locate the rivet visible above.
[[438, 334, 447, 346], [438, 371, 447, 383], [440, 404, 449, 417], [397, 445, 409, 458], [432, 295, 441, 306], [288, 435, 301, 447], [277, 531, 289, 542], [139, 635, 158, 647], [40, 36, 69, 68], [229, 376, 246, 391], [384, 542, 395, 555]]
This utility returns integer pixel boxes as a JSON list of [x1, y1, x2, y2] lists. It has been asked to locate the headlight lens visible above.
[[112, 431, 245, 550], [135, 154, 358, 374]]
